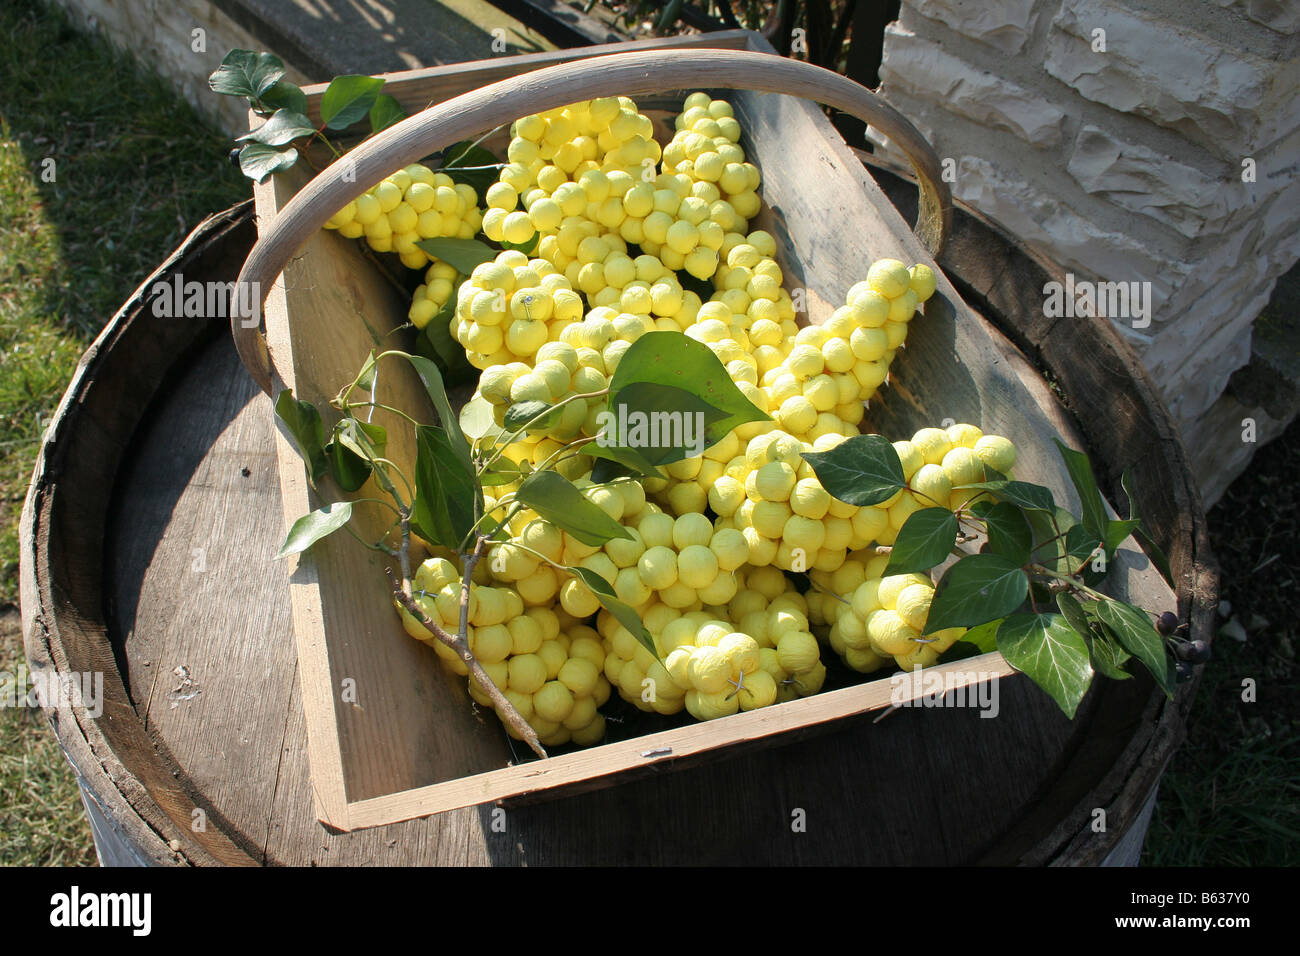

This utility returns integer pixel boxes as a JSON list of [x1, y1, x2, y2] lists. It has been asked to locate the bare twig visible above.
[[398, 511, 412, 585], [459, 535, 488, 648], [387, 565, 546, 759]]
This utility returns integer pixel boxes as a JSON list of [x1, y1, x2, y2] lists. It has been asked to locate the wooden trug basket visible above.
[[239, 31, 1175, 831]]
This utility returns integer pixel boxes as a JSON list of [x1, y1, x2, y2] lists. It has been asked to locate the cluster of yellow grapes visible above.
[[397, 555, 612, 748], [800, 422, 1019, 673], [377, 90, 1025, 749], [323, 163, 484, 271], [660, 258, 935, 572], [600, 563, 825, 722], [408, 260, 462, 330]]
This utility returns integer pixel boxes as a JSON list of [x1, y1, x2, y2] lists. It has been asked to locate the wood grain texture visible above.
[[255, 165, 512, 826], [21, 33, 1215, 860], [25, 192, 1207, 865], [20, 205, 264, 866]]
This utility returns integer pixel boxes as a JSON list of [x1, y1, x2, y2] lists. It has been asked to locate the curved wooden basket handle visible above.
[[234, 47, 952, 396]]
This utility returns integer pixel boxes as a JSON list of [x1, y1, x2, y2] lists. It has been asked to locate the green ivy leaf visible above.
[[504, 399, 562, 433], [499, 232, 540, 255], [440, 140, 502, 202], [397, 353, 471, 465], [1030, 507, 1089, 576], [586, 441, 667, 481], [1055, 439, 1109, 544], [606, 331, 768, 455], [568, 567, 658, 659], [1104, 518, 1142, 556], [1055, 591, 1093, 639], [956, 479, 1056, 513], [414, 238, 498, 275], [1094, 598, 1175, 698], [589, 456, 639, 485], [369, 93, 407, 133], [238, 143, 298, 183], [334, 417, 387, 461], [1065, 523, 1103, 568], [409, 424, 477, 550], [237, 108, 316, 147], [209, 49, 285, 100], [957, 618, 1001, 653], [514, 471, 632, 547], [276, 501, 353, 559], [325, 419, 386, 492], [802, 434, 905, 507], [594, 381, 729, 466], [996, 612, 1094, 718], [973, 500, 1032, 565], [1120, 468, 1174, 587], [480, 456, 526, 487], [274, 389, 326, 486], [320, 75, 386, 130], [1088, 623, 1133, 681], [324, 439, 370, 491], [458, 393, 500, 443], [927, 554, 1029, 633], [885, 508, 958, 576], [259, 79, 308, 115], [355, 350, 379, 395]]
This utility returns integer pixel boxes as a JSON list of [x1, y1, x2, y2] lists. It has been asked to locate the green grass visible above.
[[1142, 416, 1300, 865], [0, 0, 247, 865]]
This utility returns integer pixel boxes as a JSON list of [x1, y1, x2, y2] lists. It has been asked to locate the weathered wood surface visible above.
[[20, 34, 1215, 864], [22, 188, 1206, 865]]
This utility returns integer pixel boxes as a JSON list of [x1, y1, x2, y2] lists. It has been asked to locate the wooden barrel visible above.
[[19, 161, 1216, 865]]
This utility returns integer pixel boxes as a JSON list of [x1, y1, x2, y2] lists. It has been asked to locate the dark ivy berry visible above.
[[1186, 639, 1212, 664], [1156, 611, 1179, 635], [228, 147, 242, 168], [1176, 661, 1195, 683]]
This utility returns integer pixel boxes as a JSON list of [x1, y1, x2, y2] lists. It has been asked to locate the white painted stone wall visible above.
[[873, 0, 1300, 502], [49, 0, 312, 136]]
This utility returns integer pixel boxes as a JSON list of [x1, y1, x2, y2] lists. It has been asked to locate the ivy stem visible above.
[[477, 388, 608, 476], [439, 124, 506, 167], [371, 457, 415, 502], [807, 576, 850, 606], [343, 524, 397, 555], [1031, 565, 1108, 602], [509, 540, 572, 575], [311, 124, 342, 159], [533, 435, 599, 474], [343, 402, 421, 427], [460, 500, 520, 553]]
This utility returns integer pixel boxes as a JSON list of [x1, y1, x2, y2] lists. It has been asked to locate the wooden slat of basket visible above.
[[297, 30, 755, 122]]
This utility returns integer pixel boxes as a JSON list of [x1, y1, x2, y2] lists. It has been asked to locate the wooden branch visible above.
[[387, 566, 547, 759]]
